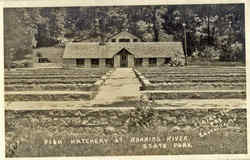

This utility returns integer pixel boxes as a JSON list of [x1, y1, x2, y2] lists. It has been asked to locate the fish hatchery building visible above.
[[63, 31, 184, 68]]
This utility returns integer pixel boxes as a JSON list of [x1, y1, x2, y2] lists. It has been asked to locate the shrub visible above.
[[199, 46, 220, 61], [127, 95, 158, 132], [220, 42, 244, 62]]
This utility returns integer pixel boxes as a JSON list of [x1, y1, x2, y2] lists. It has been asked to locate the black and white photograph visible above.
[[2, 1, 248, 158]]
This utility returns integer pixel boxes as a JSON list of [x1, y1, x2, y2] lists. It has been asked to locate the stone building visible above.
[[63, 31, 183, 68]]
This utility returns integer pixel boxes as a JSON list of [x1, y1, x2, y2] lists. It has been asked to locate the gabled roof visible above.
[[63, 42, 184, 59], [108, 31, 141, 41]]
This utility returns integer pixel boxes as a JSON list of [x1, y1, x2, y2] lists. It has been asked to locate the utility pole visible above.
[[183, 23, 188, 65]]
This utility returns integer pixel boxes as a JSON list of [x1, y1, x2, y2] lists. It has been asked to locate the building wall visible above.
[[142, 58, 149, 67], [63, 59, 76, 68], [100, 59, 106, 67], [64, 57, 170, 68], [85, 59, 91, 68], [108, 32, 141, 43], [114, 55, 120, 67], [128, 55, 135, 67], [157, 58, 165, 66]]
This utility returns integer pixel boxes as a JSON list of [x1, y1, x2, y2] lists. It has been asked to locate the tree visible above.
[[4, 8, 34, 69], [4, 4, 245, 66]]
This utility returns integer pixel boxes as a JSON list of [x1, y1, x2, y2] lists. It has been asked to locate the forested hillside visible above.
[[4, 4, 245, 68]]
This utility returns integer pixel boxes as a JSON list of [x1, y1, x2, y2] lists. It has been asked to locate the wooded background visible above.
[[4, 4, 245, 68]]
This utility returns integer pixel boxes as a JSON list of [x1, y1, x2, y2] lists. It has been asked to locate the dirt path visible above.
[[90, 68, 142, 105]]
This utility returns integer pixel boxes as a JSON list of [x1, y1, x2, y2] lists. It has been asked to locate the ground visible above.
[[4, 66, 247, 157]]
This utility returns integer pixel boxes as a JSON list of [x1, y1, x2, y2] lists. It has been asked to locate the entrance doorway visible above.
[[120, 53, 128, 67], [115, 48, 133, 68]]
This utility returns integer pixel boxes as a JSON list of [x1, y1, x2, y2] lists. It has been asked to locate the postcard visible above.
[[1, 0, 249, 159]]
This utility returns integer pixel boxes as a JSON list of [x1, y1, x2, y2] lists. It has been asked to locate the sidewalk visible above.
[[91, 68, 142, 105]]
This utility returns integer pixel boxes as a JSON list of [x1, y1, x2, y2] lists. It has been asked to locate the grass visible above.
[[5, 108, 247, 157]]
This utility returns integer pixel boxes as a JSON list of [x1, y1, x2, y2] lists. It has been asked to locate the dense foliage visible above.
[[4, 4, 245, 68]]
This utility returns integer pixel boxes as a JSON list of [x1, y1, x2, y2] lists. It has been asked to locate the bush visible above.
[[127, 96, 158, 132], [220, 42, 244, 62], [199, 47, 220, 61]]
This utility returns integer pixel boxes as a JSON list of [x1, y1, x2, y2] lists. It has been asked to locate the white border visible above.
[[1, 0, 249, 160], [1, 0, 246, 7]]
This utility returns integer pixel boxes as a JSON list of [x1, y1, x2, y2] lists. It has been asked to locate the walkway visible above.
[[90, 68, 142, 105]]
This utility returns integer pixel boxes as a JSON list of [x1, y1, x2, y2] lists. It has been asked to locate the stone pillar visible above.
[[100, 59, 106, 68], [142, 58, 149, 67], [114, 55, 120, 67], [85, 59, 91, 68], [128, 55, 135, 67], [157, 58, 165, 66]]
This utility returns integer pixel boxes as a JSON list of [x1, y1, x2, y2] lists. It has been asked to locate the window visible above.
[[133, 39, 138, 42], [91, 59, 99, 67], [111, 39, 116, 42], [135, 58, 143, 67], [119, 38, 130, 42], [38, 58, 50, 63], [164, 57, 171, 64], [76, 59, 85, 66], [105, 59, 114, 67], [121, 55, 127, 60], [149, 58, 157, 66]]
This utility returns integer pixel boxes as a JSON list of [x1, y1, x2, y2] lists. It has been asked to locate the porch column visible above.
[[100, 59, 106, 67], [142, 58, 149, 67], [157, 58, 165, 66], [85, 59, 91, 68], [114, 55, 120, 67], [128, 55, 135, 67]]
